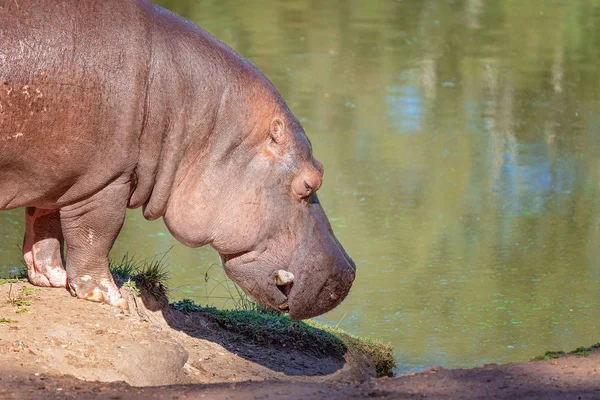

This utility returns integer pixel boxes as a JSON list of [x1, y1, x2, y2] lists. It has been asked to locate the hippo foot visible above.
[[23, 238, 67, 288], [68, 275, 129, 310], [27, 266, 67, 288]]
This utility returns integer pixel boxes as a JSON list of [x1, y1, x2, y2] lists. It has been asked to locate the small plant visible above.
[[15, 308, 28, 314], [571, 343, 600, 357], [109, 254, 138, 281], [0, 318, 17, 323], [10, 297, 31, 307], [20, 287, 37, 296], [109, 252, 170, 298], [136, 256, 170, 292], [535, 350, 564, 360], [7, 286, 35, 308]]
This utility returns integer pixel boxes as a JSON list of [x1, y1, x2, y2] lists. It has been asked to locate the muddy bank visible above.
[[0, 281, 390, 386], [1, 281, 600, 399]]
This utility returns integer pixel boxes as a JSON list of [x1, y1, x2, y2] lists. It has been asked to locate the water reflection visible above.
[[494, 143, 575, 216], [387, 85, 423, 134], [2, 0, 600, 373]]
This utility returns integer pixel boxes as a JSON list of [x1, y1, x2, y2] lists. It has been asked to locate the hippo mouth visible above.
[[220, 252, 295, 313], [274, 269, 294, 312]]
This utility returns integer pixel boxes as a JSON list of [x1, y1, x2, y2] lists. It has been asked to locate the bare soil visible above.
[[1, 281, 600, 399]]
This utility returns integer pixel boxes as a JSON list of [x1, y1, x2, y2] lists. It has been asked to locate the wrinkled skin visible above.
[[0, 0, 355, 319]]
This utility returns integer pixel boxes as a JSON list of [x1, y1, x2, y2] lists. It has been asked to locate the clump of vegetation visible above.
[[135, 257, 170, 293], [7, 286, 37, 311], [0, 318, 18, 323], [570, 343, 600, 357], [534, 350, 565, 360], [535, 343, 600, 360], [109, 253, 137, 281], [110, 252, 170, 297]]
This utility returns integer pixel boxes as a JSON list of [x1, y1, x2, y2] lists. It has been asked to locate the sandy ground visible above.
[[1, 282, 600, 399]]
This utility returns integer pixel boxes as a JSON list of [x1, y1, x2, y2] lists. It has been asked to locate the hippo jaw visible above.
[[220, 222, 356, 320]]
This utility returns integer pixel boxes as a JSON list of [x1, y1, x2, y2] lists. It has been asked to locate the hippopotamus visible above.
[[0, 0, 355, 320]]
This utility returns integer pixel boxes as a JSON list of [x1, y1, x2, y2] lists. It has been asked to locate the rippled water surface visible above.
[[3, 0, 600, 373]]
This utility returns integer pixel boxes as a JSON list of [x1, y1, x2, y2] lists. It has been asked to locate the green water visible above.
[[2, 0, 600, 373]]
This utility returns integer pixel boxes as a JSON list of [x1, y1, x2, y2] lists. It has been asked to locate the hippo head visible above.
[[162, 97, 355, 320]]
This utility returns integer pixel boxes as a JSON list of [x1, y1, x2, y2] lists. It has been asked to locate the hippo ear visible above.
[[269, 118, 286, 144]]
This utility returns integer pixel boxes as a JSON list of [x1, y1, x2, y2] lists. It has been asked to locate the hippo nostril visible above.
[[344, 269, 355, 285]]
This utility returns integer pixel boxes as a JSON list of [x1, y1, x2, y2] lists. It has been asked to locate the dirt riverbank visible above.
[[1, 281, 599, 399]]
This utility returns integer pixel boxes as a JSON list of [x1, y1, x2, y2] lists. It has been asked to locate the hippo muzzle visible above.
[[221, 200, 356, 320]]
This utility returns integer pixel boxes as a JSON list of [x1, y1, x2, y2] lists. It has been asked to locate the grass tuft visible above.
[[536, 342, 600, 360], [570, 343, 600, 357], [534, 350, 564, 360], [0, 317, 18, 323], [109, 252, 170, 297], [136, 256, 170, 292], [7, 286, 36, 310], [109, 254, 138, 281]]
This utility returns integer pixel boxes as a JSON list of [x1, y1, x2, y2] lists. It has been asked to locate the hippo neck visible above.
[[130, 3, 283, 221]]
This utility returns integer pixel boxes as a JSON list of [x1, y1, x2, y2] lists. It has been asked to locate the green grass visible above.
[[109, 254, 138, 281], [0, 318, 18, 323], [135, 256, 170, 292], [570, 343, 600, 357], [110, 252, 170, 296], [535, 343, 600, 360], [534, 350, 564, 360], [7, 286, 37, 311], [172, 298, 396, 377], [10, 298, 31, 307]]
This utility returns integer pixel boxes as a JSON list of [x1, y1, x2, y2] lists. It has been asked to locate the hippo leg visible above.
[[22, 208, 68, 288], [59, 182, 129, 310]]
